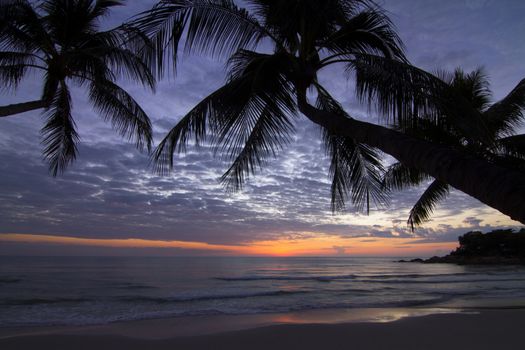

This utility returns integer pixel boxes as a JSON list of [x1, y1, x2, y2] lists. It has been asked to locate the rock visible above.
[[397, 258, 424, 263]]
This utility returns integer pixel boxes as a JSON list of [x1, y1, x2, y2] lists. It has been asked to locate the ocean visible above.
[[1, 256, 525, 327]]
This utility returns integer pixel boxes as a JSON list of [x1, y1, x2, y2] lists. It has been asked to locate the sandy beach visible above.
[[1, 309, 523, 350]]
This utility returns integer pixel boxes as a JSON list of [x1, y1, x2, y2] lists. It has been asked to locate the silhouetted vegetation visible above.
[[454, 229, 525, 258], [401, 229, 525, 264], [383, 70, 525, 230]]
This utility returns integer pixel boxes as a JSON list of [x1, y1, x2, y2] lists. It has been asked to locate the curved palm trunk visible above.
[[298, 98, 525, 224], [0, 100, 47, 117]]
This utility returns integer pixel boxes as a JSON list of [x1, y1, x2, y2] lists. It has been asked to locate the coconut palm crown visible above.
[[0, 0, 155, 175], [131, 0, 525, 223], [383, 69, 525, 230], [132, 0, 412, 213]]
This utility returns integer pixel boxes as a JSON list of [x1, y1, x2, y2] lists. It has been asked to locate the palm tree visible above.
[[383, 68, 525, 230], [0, 0, 155, 175], [130, 0, 525, 224]]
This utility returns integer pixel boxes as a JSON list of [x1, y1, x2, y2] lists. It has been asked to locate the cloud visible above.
[[332, 245, 351, 255], [0, 0, 523, 254], [463, 216, 483, 226]]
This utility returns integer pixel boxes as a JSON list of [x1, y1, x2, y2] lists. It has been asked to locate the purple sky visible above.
[[0, 0, 524, 255]]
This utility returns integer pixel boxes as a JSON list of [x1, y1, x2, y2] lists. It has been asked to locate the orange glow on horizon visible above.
[[0, 233, 458, 257]]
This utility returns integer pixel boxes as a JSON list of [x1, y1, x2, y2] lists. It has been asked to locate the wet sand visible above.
[[1, 309, 523, 350]]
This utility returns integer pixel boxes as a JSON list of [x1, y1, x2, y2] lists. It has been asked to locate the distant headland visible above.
[[400, 229, 525, 265]]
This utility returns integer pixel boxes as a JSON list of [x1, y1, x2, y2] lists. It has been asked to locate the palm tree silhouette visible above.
[[383, 68, 525, 229], [131, 0, 525, 223], [0, 0, 155, 175]]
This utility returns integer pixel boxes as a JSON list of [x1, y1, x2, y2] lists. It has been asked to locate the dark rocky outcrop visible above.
[[399, 229, 525, 265]]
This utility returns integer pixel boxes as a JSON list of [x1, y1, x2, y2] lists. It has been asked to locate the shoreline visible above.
[[0, 307, 468, 339], [0, 308, 524, 349], [3, 300, 525, 340]]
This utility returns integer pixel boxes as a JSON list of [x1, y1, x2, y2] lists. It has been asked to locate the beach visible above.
[[1, 309, 523, 350]]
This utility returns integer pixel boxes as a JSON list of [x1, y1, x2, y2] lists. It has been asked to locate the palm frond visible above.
[[88, 78, 153, 151], [0, 0, 47, 52], [498, 134, 525, 159], [324, 131, 387, 214], [484, 78, 525, 137], [42, 0, 111, 46], [350, 54, 443, 126], [83, 32, 156, 89], [320, 10, 406, 61], [41, 81, 79, 176], [10, 0, 54, 51], [116, 24, 157, 75], [450, 68, 492, 111], [219, 101, 294, 191], [152, 89, 217, 174], [247, 0, 372, 53], [129, 0, 268, 77], [154, 50, 297, 190], [91, 0, 124, 19], [407, 180, 449, 231], [382, 162, 430, 190], [316, 83, 387, 213], [215, 51, 296, 150], [349, 54, 493, 145], [0, 51, 35, 89]]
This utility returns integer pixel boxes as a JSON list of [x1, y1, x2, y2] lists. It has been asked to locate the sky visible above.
[[0, 0, 524, 257]]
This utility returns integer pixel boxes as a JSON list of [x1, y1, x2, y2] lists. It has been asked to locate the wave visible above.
[[357, 277, 525, 284], [0, 277, 21, 284], [216, 275, 357, 282], [113, 283, 157, 290], [1, 297, 92, 306], [216, 273, 525, 284], [117, 290, 309, 303]]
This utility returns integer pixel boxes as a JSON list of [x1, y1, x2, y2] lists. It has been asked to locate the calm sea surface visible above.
[[1, 256, 525, 327]]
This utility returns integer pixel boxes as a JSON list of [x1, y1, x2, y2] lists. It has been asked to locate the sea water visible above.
[[1, 256, 525, 327]]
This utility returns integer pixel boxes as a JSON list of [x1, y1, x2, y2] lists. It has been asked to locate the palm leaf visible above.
[[349, 54, 493, 146], [152, 90, 216, 174], [41, 81, 79, 176], [91, 0, 124, 19], [498, 134, 525, 159], [316, 83, 387, 213], [350, 54, 444, 127], [449, 68, 491, 112], [0, 51, 35, 89], [407, 180, 449, 231], [246, 0, 371, 53], [219, 102, 294, 191], [154, 49, 297, 190], [1, 0, 53, 53], [67, 28, 155, 89], [320, 10, 406, 61], [382, 162, 430, 190], [324, 131, 387, 214], [484, 78, 525, 137], [88, 78, 153, 151], [129, 0, 269, 76]]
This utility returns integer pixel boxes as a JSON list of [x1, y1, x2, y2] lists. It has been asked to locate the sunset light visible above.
[[1, 233, 457, 257]]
